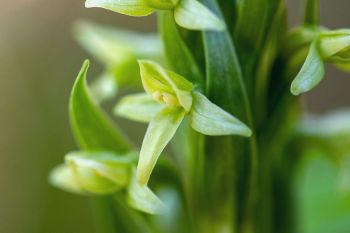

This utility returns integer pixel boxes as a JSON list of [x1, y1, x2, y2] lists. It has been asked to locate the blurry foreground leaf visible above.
[[74, 21, 163, 93]]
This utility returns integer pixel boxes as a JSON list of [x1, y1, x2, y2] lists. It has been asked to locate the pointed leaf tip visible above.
[[70, 60, 131, 153]]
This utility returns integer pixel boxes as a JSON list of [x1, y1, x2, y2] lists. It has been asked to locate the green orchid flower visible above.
[[50, 150, 165, 214], [74, 21, 163, 101], [84, 0, 224, 31], [291, 29, 350, 95], [115, 60, 252, 186], [50, 151, 136, 194]]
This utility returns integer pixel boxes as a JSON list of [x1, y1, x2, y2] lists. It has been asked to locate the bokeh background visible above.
[[0, 0, 349, 233]]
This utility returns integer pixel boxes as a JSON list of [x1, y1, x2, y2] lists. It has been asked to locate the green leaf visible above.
[[159, 11, 203, 84], [139, 60, 193, 111], [291, 41, 325, 95], [173, 0, 224, 31], [201, 1, 257, 232], [137, 107, 185, 185], [189, 92, 252, 136], [127, 169, 166, 214], [66, 151, 136, 194], [114, 93, 163, 123], [49, 164, 84, 194], [235, 0, 282, 91], [85, 0, 155, 16], [70, 60, 131, 153], [202, 1, 249, 119]]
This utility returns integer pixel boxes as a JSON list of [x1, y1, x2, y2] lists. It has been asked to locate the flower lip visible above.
[[152, 91, 179, 106]]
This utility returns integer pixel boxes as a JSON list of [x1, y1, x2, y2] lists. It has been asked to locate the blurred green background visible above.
[[0, 0, 349, 233]]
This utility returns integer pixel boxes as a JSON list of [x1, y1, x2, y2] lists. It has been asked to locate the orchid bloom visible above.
[[115, 60, 252, 185]]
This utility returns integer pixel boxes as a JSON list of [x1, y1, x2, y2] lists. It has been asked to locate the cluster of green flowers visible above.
[[50, 0, 251, 213], [49, 0, 350, 218]]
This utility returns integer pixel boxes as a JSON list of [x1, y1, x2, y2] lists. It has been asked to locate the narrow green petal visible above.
[[49, 164, 84, 195], [173, 0, 225, 31], [165, 70, 193, 111], [85, 0, 155, 16], [114, 93, 163, 122], [127, 168, 166, 214], [291, 41, 325, 95], [139, 60, 174, 95], [189, 92, 252, 137], [137, 107, 185, 185]]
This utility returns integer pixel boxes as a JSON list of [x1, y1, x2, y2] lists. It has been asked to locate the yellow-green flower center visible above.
[[152, 91, 179, 106]]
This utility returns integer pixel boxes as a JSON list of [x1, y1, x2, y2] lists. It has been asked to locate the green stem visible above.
[[90, 197, 118, 233], [304, 0, 320, 26], [200, 1, 259, 232]]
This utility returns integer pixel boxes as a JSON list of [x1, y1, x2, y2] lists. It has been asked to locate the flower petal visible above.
[[137, 107, 185, 185], [49, 164, 84, 195], [139, 60, 193, 111], [291, 41, 325, 95], [189, 92, 252, 137], [173, 0, 224, 31], [320, 30, 350, 58], [127, 168, 166, 214], [114, 93, 163, 122]]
